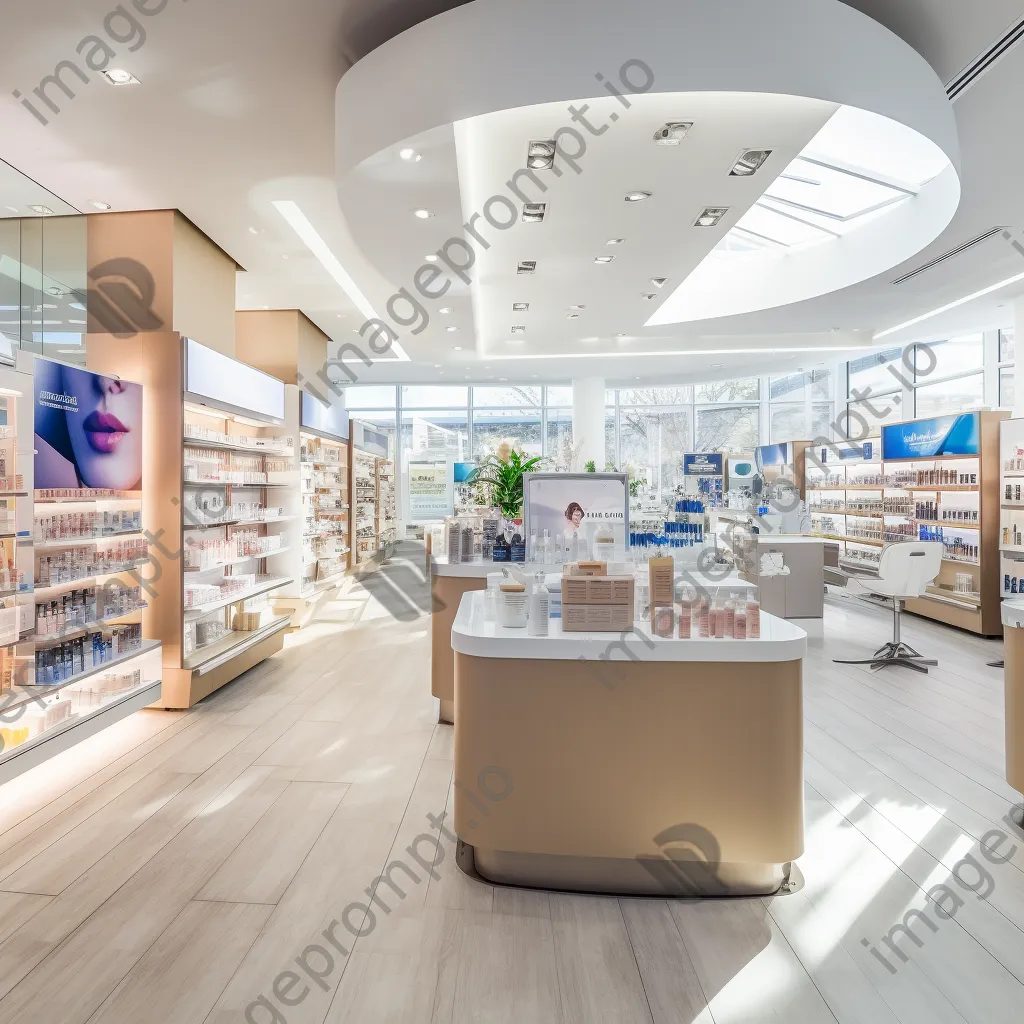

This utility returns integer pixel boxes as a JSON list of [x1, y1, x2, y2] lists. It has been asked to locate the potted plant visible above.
[[468, 446, 543, 531]]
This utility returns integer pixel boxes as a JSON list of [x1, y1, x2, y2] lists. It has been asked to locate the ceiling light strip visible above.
[[272, 200, 409, 361], [489, 346, 878, 361], [875, 269, 1024, 339], [946, 15, 1024, 101]]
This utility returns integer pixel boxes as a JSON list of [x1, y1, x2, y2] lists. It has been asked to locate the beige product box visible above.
[[561, 560, 608, 577], [561, 575, 635, 606], [649, 556, 674, 630], [562, 602, 634, 632]]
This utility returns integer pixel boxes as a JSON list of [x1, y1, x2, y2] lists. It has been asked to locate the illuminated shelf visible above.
[[35, 605, 148, 646], [34, 530, 144, 551], [183, 546, 291, 574], [184, 575, 292, 618], [183, 436, 293, 456], [182, 514, 296, 531], [184, 614, 292, 674], [0, 639, 161, 716]]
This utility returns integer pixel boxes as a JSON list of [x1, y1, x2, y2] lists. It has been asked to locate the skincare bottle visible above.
[[746, 598, 761, 638], [528, 573, 549, 636], [593, 523, 615, 562], [510, 531, 526, 562], [541, 529, 552, 565]]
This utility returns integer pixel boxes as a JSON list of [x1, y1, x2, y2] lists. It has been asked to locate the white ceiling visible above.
[[0, 0, 1022, 385]]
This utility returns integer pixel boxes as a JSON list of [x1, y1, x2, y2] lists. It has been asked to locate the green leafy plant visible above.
[[468, 450, 543, 519], [629, 478, 643, 497], [584, 460, 596, 473]]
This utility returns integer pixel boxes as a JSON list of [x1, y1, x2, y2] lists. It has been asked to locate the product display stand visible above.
[[376, 457, 396, 560], [352, 448, 378, 568], [0, 358, 163, 783], [299, 429, 350, 594], [809, 413, 1004, 636], [181, 402, 295, 682]]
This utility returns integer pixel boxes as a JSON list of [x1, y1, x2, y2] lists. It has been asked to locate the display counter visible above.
[[749, 536, 826, 620], [430, 557, 755, 723], [1002, 599, 1024, 806], [451, 590, 807, 896]]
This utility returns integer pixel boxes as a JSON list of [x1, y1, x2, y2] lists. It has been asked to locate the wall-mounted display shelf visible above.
[[810, 412, 1005, 635], [352, 448, 379, 568], [299, 432, 350, 595]]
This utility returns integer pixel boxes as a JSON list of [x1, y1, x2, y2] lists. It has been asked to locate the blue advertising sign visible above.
[[881, 413, 980, 460], [819, 441, 873, 463], [683, 453, 723, 476], [755, 443, 791, 471]]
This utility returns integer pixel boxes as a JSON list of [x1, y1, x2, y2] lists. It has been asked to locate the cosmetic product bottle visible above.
[[492, 533, 510, 562], [510, 532, 526, 562], [528, 573, 549, 636], [724, 598, 735, 639], [677, 604, 691, 638], [593, 523, 615, 562], [734, 605, 747, 638], [746, 598, 761, 638]]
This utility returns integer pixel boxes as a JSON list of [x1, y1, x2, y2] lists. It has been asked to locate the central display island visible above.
[[451, 590, 807, 896]]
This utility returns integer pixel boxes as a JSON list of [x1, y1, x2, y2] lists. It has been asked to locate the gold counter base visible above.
[[454, 651, 804, 898], [459, 842, 787, 897]]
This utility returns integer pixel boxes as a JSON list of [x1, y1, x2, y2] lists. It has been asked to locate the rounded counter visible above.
[[1002, 600, 1024, 809], [451, 590, 807, 897], [430, 555, 754, 723]]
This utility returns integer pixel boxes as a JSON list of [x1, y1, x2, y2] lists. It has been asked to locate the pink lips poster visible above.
[[34, 357, 143, 492]]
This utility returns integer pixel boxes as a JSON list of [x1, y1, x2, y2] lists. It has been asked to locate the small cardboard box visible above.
[[562, 602, 634, 632], [561, 575, 635, 606], [561, 560, 608, 577]]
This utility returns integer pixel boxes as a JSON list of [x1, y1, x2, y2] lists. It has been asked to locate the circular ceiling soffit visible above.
[[335, 0, 960, 336]]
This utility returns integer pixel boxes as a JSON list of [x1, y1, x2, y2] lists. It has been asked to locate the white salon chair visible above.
[[834, 541, 943, 673]]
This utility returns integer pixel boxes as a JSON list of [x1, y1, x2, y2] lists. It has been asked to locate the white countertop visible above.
[[755, 536, 825, 546], [1002, 599, 1024, 629], [451, 591, 807, 662], [432, 556, 755, 594]]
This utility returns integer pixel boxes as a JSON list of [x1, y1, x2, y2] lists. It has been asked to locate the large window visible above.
[[915, 375, 985, 419], [696, 405, 759, 452], [619, 406, 693, 492]]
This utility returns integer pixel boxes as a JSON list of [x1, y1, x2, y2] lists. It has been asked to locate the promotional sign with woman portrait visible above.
[[34, 357, 143, 494], [523, 472, 628, 552]]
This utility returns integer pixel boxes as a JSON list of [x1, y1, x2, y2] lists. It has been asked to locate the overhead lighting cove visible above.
[[271, 199, 409, 360]]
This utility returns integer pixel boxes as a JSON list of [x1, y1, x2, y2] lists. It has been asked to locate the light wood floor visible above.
[[1, 550, 1022, 1023]]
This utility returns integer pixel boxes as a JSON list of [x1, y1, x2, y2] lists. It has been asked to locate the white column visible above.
[[1014, 296, 1024, 418], [571, 377, 605, 470]]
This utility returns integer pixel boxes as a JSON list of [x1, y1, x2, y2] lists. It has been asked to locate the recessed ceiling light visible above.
[[446, 326, 459, 332], [606, 238, 624, 245], [399, 148, 422, 162], [103, 69, 139, 85], [710, 363, 723, 369], [29, 205, 54, 216], [730, 149, 773, 176], [511, 326, 526, 334], [453, 346, 462, 351], [568, 304, 586, 310], [695, 207, 729, 227], [517, 261, 537, 274], [513, 302, 529, 312], [522, 203, 547, 223], [615, 333, 627, 337], [624, 191, 651, 203], [650, 278, 667, 288], [424, 254, 438, 262], [653, 121, 693, 146], [526, 140, 556, 170], [641, 292, 656, 300], [434, 363, 442, 368], [566, 312, 580, 319], [438, 307, 454, 316], [594, 255, 616, 264], [413, 208, 432, 219], [91, 200, 111, 211]]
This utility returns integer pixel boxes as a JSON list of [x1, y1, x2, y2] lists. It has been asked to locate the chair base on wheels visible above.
[[834, 640, 937, 674]]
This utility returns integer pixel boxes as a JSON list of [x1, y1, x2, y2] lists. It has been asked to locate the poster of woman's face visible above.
[[34, 358, 143, 491], [525, 474, 627, 545]]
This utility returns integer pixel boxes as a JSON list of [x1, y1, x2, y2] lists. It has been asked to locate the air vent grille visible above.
[[890, 227, 1004, 285], [946, 15, 1024, 101]]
